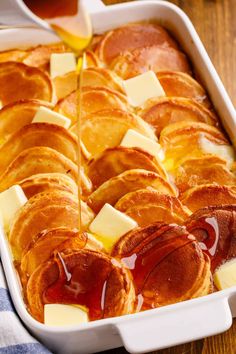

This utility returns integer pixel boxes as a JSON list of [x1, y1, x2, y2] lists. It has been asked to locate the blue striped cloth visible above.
[[0, 262, 51, 354]]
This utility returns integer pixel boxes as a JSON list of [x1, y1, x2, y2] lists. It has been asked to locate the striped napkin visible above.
[[0, 262, 51, 354]]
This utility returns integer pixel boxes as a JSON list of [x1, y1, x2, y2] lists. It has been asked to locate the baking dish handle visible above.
[[115, 297, 232, 353]]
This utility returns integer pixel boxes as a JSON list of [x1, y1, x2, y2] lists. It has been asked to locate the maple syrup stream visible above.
[[23, 0, 92, 231]]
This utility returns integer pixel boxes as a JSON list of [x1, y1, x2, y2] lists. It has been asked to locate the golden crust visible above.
[[26, 249, 135, 322], [140, 97, 217, 136], [80, 109, 156, 156], [19, 173, 78, 199], [156, 71, 211, 108], [181, 184, 236, 212], [170, 155, 236, 194], [111, 46, 191, 79], [0, 147, 78, 192], [96, 23, 178, 65], [88, 169, 176, 213], [0, 49, 27, 63], [9, 190, 94, 261], [85, 50, 101, 68], [83, 67, 124, 92], [160, 121, 228, 144], [53, 71, 77, 101], [112, 223, 211, 309], [0, 62, 53, 106], [52, 52, 104, 101], [87, 147, 167, 189], [23, 43, 70, 70], [54, 87, 129, 125], [20, 228, 85, 279], [20, 228, 99, 282], [0, 123, 78, 175], [115, 189, 190, 226], [0, 100, 52, 144]]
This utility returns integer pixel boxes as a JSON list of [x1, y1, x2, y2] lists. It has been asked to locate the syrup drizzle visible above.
[[23, 0, 92, 232], [188, 214, 234, 271], [198, 217, 220, 257], [44, 252, 114, 321], [121, 231, 193, 309]]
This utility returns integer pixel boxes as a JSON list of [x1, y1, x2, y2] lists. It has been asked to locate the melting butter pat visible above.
[[44, 304, 88, 326], [214, 259, 236, 290], [89, 203, 137, 245], [50, 53, 77, 79], [120, 129, 164, 161], [199, 135, 235, 166], [32, 106, 71, 129], [123, 71, 165, 107], [0, 185, 27, 230]]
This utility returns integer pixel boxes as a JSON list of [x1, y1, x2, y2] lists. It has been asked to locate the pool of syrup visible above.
[[44, 252, 112, 321]]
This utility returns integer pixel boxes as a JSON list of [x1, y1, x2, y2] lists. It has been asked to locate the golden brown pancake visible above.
[[88, 169, 176, 213], [140, 97, 217, 136], [0, 147, 78, 192], [20, 228, 89, 279], [0, 62, 53, 106], [112, 223, 211, 310], [160, 122, 230, 170], [170, 155, 236, 194], [85, 50, 101, 68], [156, 71, 211, 108], [0, 100, 52, 144], [111, 46, 191, 80], [160, 121, 228, 145], [96, 23, 178, 65], [9, 190, 94, 261], [53, 71, 77, 101], [19, 173, 78, 199], [83, 67, 123, 92], [26, 249, 135, 322], [80, 109, 156, 156], [21, 230, 103, 284], [51, 55, 104, 101], [23, 43, 70, 71], [0, 123, 78, 175], [181, 184, 236, 212], [54, 87, 129, 125], [0, 49, 27, 63], [115, 189, 190, 226], [185, 205, 236, 271], [87, 146, 167, 189]]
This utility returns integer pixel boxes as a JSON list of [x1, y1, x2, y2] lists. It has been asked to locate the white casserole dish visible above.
[[0, 0, 236, 353]]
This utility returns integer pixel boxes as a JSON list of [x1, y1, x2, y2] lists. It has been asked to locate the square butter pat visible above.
[[120, 129, 164, 161], [32, 106, 71, 129], [0, 185, 27, 230], [214, 259, 236, 290], [44, 304, 88, 326], [89, 203, 137, 240], [50, 53, 77, 79], [123, 71, 165, 107]]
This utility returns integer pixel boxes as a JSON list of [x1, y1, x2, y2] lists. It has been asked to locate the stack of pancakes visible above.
[[0, 22, 235, 323]]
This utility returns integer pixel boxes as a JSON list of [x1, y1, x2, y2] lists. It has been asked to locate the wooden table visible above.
[[103, 0, 236, 353]]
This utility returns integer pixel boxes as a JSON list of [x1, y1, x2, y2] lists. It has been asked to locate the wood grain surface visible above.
[[103, 0, 236, 353]]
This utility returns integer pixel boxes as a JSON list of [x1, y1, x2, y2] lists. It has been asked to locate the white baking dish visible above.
[[0, 1, 236, 353]]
